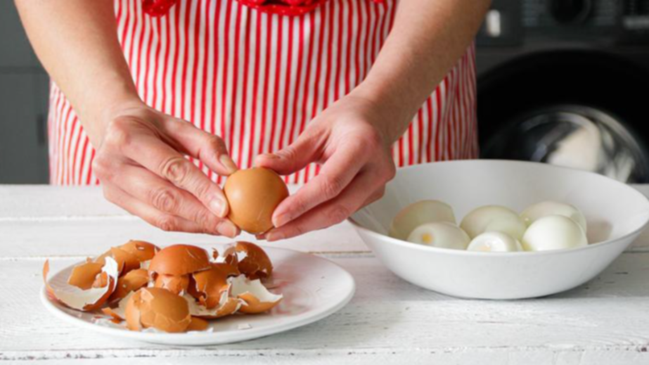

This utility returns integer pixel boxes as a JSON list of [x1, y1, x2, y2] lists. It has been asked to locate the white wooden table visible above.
[[3, 185, 649, 365]]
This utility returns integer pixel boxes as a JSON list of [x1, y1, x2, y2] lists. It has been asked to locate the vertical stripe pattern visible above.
[[48, 0, 477, 186]]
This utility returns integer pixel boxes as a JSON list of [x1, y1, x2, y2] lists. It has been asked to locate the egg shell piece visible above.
[[223, 167, 289, 234], [229, 275, 283, 314], [389, 200, 456, 240], [191, 263, 233, 309], [406, 222, 471, 250], [521, 201, 587, 233], [118, 240, 159, 262], [43, 257, 119, 311], [126, 287, 192, 333], [187, 316, 210, 332], [68, 260, 104, 290], [110, 268, 150, 303], [148, 244, 211, 276], [235, 241, 273, 279], [522, 215, 588, 252], [467, 231, 523, 252], [460, 205, 527, 240], [101, 307, 124, 323], [154, 274, 190, 296], [185, 292, 242, 319]]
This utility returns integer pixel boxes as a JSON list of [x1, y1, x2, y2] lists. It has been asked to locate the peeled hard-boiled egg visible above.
[[522, 215, 588, 251], [521, 201, 587, 232], [224, 168, 289, 234], [460, 205, 526, 240], [467, 231, 523, 252], [406, 222, 470, 250], [389, 200, 456, 240]]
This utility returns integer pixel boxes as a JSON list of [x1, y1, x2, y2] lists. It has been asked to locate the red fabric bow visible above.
[[143, 0, 384, 17]]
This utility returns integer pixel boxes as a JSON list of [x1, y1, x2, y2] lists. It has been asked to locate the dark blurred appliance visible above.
[[476, 0, 649, 183]]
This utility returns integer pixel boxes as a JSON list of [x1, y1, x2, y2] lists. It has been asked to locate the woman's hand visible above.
[[92, 101, 240, 237], [255, 92, 399, 241]]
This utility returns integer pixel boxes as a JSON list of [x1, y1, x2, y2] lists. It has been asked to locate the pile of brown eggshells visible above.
[[43, 241, 282, 333]]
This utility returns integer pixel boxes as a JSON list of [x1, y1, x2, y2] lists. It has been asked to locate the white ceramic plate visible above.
[[41, 247, 355, 345]]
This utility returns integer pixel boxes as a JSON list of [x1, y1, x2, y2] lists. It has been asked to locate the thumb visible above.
[[255, 133, 321, 175]]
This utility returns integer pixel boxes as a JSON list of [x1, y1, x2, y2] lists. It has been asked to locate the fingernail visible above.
[[255, 233, 267, 241], [267, 231, 285, 241], [217, 221, 238, 238], [219, 155, 238, 174], [210, 198, 227, 218]]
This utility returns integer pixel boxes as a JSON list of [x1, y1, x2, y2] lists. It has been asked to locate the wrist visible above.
[[83, 91, 145, 147], [350, 82, 415, 144]]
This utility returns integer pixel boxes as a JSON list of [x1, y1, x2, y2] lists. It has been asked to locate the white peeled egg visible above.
[[467, 231, 523, 252], [406, 222, 470, 250], [389, 200, 456, 240], [460, 205, 527, 240], [522, 215, 588, 252], [521, 200, 587, 233]]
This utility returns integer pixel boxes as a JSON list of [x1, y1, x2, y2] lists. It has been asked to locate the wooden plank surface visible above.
[[3, 254, 649, 363], [2, 185, 649, 364]]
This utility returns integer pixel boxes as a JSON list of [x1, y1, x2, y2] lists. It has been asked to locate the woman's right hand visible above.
[[92, 101, 240, 237]]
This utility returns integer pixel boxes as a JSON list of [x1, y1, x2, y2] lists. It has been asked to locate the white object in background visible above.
[[467, 231, 522, 252], [485, 9, 502, 37], [41, 247, 355, 346], [388, 200, 456, 240], [460, 205, 527, 240], [406, 222, 470, 250], [521, 200, 588, 232], [522, 215, 588, 252], [350, 160, 649, 299]]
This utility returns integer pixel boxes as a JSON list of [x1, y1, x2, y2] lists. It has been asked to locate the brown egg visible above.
[[224, 167, 289, 234], [148, 244, 211, 276], [125, 288, 191, 333]]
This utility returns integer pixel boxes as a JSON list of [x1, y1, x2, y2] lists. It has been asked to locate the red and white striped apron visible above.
[[48, 0, 478, 185]]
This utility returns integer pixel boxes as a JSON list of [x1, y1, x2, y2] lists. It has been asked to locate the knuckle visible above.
[[207, 135, 225, 150], [104, 117, 133, 148], [288, 225, 306, 238], [319, 176, 344, 199], [194, 211, 215, 229], [193, 180, 213, 201], [155, 215, 178, 232], [383, 162, 397, 181], [358, 128, 383, 152], [150, 188, 178, 213], [101, 186, 117, 203], [161, 157, 190, 184], [327, 204, 351, 224], [92, 156, 115, 181], [278, 146, 298, 161]]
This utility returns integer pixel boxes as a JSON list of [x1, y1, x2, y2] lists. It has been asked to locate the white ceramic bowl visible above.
[[350, 160, 649, 299]]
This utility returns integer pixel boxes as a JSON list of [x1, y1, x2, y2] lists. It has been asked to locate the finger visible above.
[[102, 184, 213, 235], [363, 186, 386, 207], [108, 163, 239, 237], [270, 143, 365, 227], [160, 118, 238, 176], [266, 170, 380, 241], [254, 130, 323, 175], [118, 133, 229, 218]]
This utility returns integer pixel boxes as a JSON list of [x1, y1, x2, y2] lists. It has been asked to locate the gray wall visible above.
[[0, 1, 50, 184]]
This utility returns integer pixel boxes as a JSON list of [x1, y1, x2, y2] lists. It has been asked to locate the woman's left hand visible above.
[[255, 92, 398, 241]]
